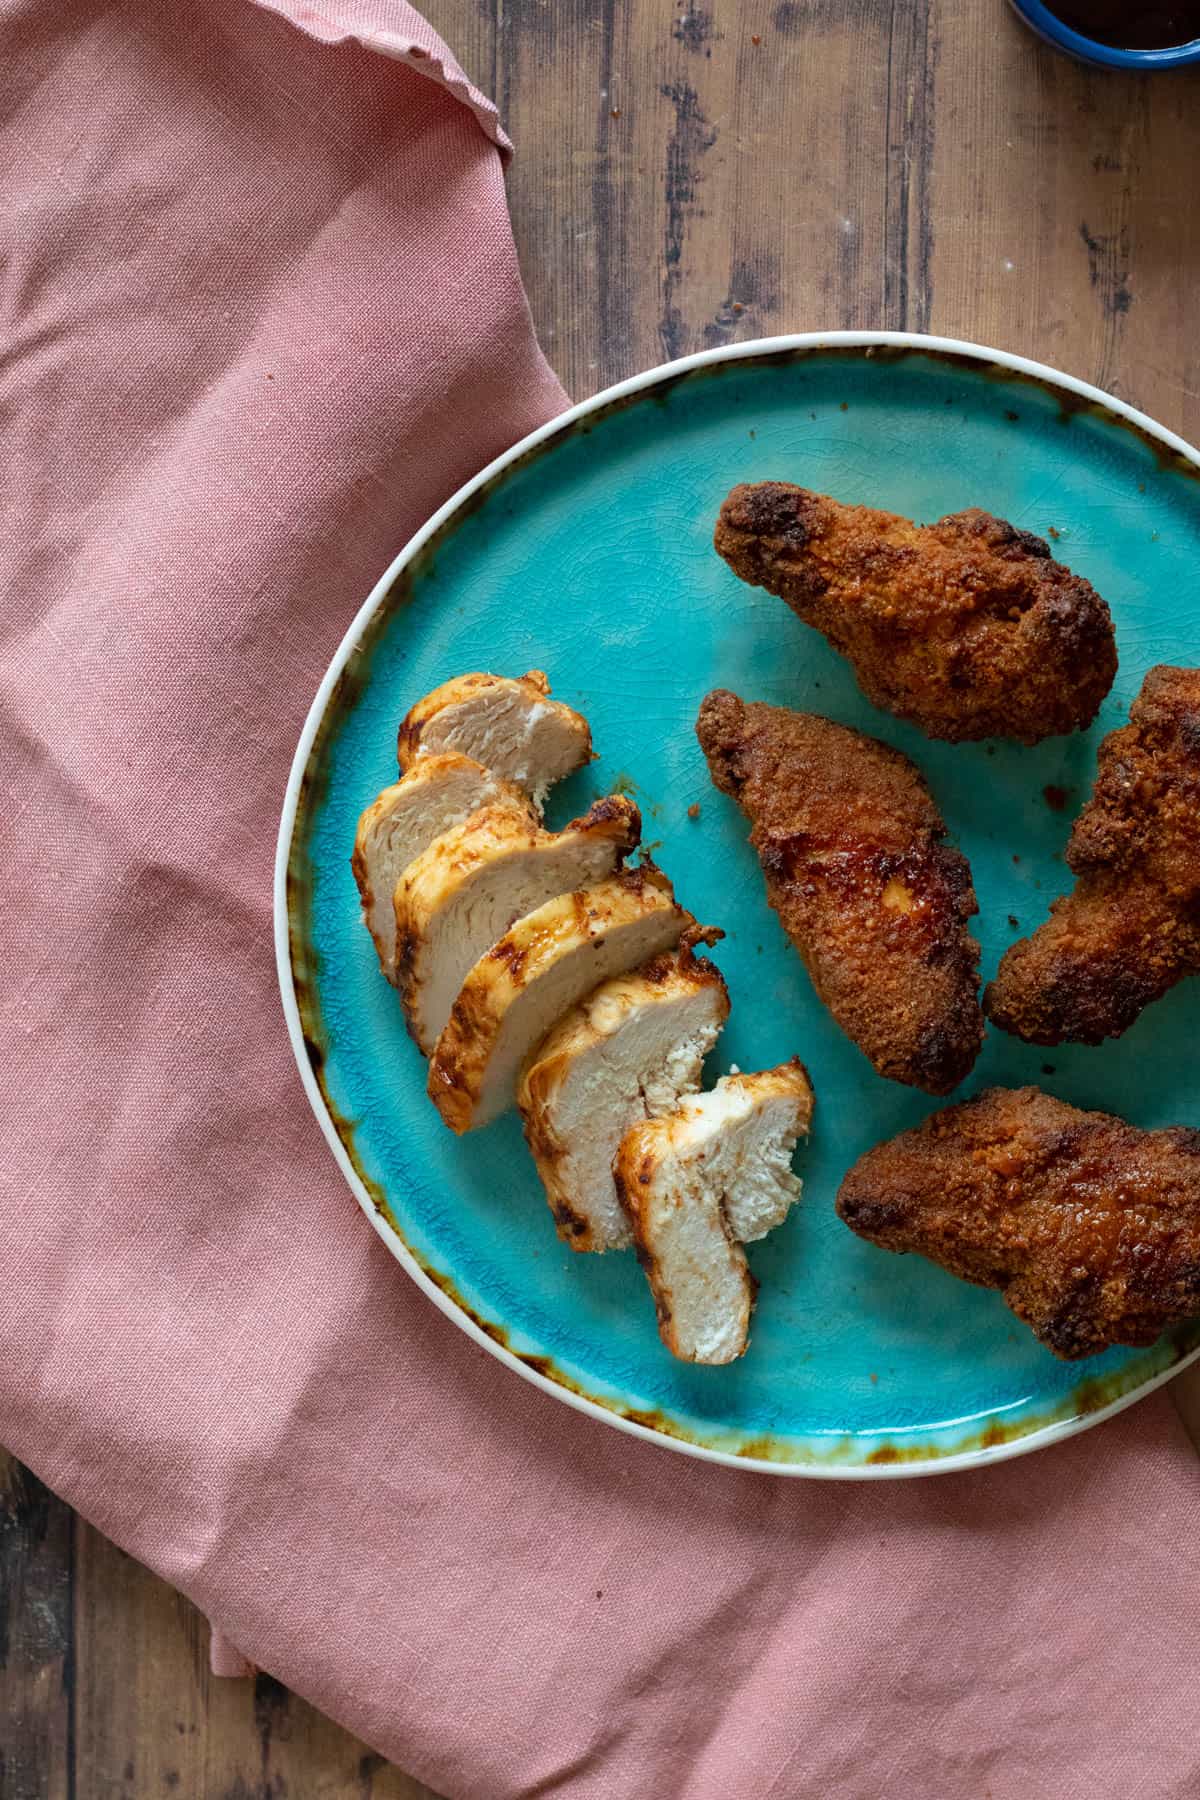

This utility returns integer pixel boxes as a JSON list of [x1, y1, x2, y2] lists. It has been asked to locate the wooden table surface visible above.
[[4, 4, 1199, 1795]]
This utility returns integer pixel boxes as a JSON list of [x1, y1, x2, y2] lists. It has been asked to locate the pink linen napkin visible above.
[[2, 3, 1199, 1795]]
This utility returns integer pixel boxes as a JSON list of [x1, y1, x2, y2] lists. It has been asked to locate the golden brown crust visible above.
[[350, 755, 526, 982], [614, 1149, 680, 1344], [697, 690, 982, 1094], [426, 863, 687, 1134], [392, 794, 640, 1053], [391, 801, 542, 1027], [715, 483, 1117, 744], [617, 1155, 689, 1349], [396, 672, 538, 768], [518, 939, 729, 1249], [986, 665, 1200, 1045], [618, 1138, 750, 1362], [837, 1086, 1200, 1358], [396, 669, 591, 776]]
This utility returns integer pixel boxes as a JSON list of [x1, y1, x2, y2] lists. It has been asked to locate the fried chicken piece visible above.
[[987, 666, 1200, 1046], [714, 483, 1117, 744], [697, 690, 982, 1093], [837, 1086, 1200, 1358]]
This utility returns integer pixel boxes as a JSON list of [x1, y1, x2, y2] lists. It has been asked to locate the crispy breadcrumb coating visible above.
[[837, 1086, 1200, 1358], [987, 666, 1200, 1045], [697, 690, 982, 1094], [715, 483, 1117, 744]]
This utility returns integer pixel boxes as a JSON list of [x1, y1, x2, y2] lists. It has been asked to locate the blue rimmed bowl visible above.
[[277, 331, 1200, 1479], [1008, 0, 1200, 68]]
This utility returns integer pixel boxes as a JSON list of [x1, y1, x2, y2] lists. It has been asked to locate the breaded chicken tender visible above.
[[987, 666, 1200, 1046], [697, 690, 983, 1094], [837, 1086, 1200, 1358], [714, 483, 1117, 744]]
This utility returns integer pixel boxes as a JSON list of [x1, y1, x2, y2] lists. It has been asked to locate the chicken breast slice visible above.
[[397, 670, 592, 810], [518, 939, 729, 1252], [428, 865, 698, 1134], [352, 754, 534, 982], [616, 1062, 814, 1365], [395, 796, 640, 1054]]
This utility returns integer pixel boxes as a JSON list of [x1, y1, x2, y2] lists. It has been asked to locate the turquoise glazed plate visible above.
[[277, 332, 1200, 1478]]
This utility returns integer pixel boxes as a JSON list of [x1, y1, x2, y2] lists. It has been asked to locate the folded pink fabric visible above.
[[3, 3, 1199, 1795]]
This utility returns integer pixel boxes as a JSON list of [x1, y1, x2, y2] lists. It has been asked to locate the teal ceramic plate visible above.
[[277, 332, 1200, 1478]]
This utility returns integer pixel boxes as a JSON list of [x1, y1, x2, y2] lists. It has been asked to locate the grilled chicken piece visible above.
[[352, 754, 532, 982], [428, 865, 698, 1134], [837, 1086, 1200, 1358], [397, 670, 592, 809], [987, 665, 1200, 1046], [394, 796, 640, 1054], [518, 939, 730, 1252], [617, 1062, 814, 1365], [696, 690, 982, 1093], [714, 483, 1116, 743]]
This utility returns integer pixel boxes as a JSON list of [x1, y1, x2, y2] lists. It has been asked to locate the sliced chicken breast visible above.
[[395, 796, 640, 1054], [518, 939, 729, 1252], [616, 1062, 814, 1365], [352, 754, 534, 982], [397, 670, 592, 809], [428, 865, 698, 1134]]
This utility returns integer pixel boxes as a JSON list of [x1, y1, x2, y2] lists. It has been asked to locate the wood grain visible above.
[[493, 0, 1200, 428], [0, 1456, 72, 1800], [0, 1454, 440, 1800], [4, 2, 1200, 1794]]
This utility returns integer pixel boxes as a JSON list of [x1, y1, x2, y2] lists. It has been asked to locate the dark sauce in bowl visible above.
[[1044, 0, 1200, 47]]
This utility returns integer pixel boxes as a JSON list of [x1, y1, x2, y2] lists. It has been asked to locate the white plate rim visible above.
[[275, 328, 1200, 1480]]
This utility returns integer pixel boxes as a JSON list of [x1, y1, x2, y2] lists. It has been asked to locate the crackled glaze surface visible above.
[[283, 339, 1200, 1474]]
